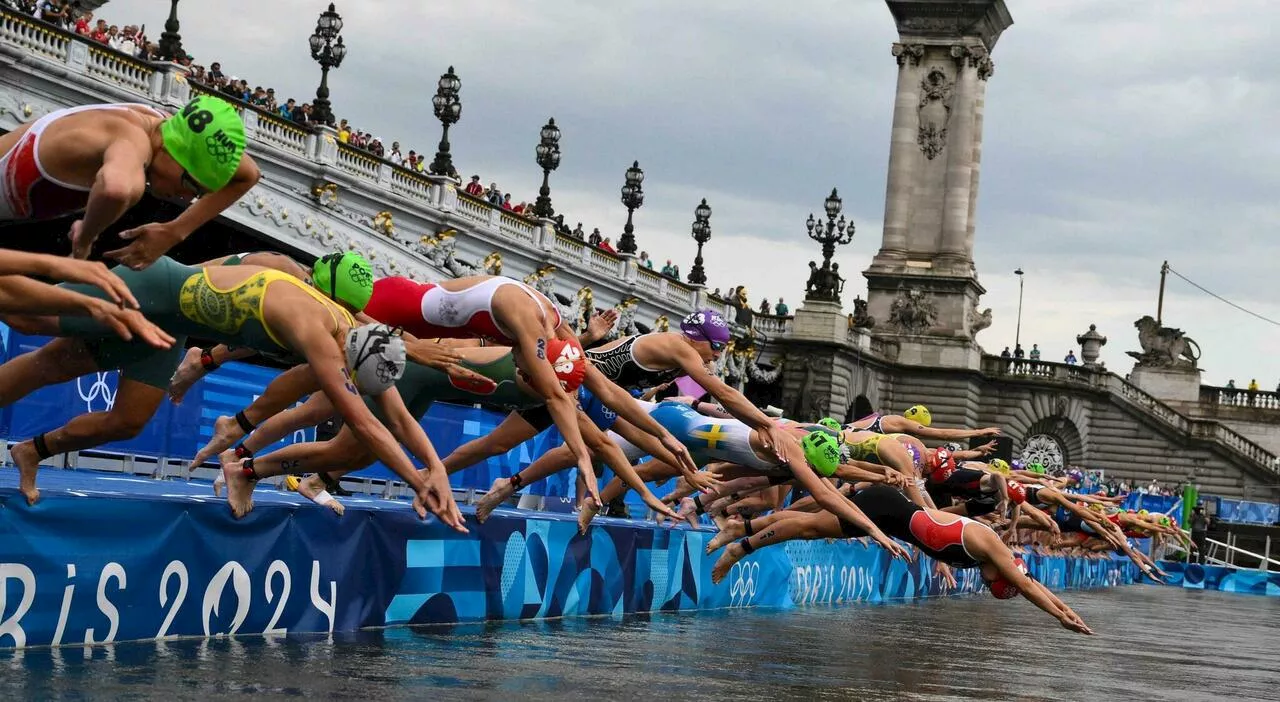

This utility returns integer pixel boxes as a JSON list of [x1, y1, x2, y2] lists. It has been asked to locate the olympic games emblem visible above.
[[77, 371, 117, 412], [728, 561, 759, 607]]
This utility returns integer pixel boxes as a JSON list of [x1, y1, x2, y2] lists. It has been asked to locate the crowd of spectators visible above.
[[6, 1, 743, 300]]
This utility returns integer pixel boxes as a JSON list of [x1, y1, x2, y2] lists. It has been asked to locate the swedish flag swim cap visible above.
[[313, 251, 374, 312], [903, 404, 932, 426], [801, 429, 841, 477], [160, 95, 246, 192]]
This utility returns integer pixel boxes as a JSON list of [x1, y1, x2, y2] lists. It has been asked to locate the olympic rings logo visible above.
[[76, 372, 117, 412], [728, 561, 759, 607]]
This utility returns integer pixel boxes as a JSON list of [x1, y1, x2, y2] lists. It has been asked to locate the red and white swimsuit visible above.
[[0, 103, 165, 221], [363, 276, 563, 345]]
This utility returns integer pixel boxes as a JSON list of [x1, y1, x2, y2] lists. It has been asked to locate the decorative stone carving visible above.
[[1076, 324, 1107, 367], [892, 42, 925, 67], [308, 181, 340, 208], [371, 211, 395, 236], [654, 315, 670, 333], [614, 297, 640, 339], [969, 307, 993, 336], [1021, 434, 1066, 473], [574, 286, 595, 332], [805, 261, 846, 302], [950, 44, 995, 80], [848, 295, 875, 329], [917, 67, 954, 160], [1127, 315, 1201, 369], [421, 230, 483, 278], [887, 286, 938, 334], [482, 251, 503, 276]]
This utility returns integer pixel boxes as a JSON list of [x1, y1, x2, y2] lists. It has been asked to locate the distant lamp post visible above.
[[156, 0, 184, 62], [618, 160, 645, 255], [429, 66, 462, 176], [307, 3, 346, 127], [687, 198, 712, 286], [532, 118, 561, 219], [802, 187, 854, 302], [1014, 267, 1025, 349]]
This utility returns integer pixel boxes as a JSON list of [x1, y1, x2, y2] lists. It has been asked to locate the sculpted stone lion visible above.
[[1128, 315, 1200, 368]]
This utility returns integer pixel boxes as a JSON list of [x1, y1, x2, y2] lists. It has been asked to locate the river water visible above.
[[2, 585, 1276, 700]]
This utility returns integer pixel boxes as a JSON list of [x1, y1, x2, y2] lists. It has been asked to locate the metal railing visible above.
[[1202, 535, 1278, 571]]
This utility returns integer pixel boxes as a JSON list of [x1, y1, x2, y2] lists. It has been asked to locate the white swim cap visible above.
[[345, 323, 405, 396]]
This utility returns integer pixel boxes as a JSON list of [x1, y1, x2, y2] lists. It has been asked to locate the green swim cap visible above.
[[818, 417, 842, 432], [313, 251, 374, 311], [801, 429, 841, 477], [1028, 462, 1046, 475], [160, 95, 246, 192]]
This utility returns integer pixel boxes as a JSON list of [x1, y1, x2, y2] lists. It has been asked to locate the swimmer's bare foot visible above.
[[475, 477, 515, 523], [712, 541, 746, 585], [661, 475, 692, 505], [706, 518, 744, 555], [213, 448, 239, 497], [221, 459, 256, 519], [675, 497, 701, 529], [11, 440, 42, 505], [577, 496, 600, 534], [298, 474, 345, 516], [167, 346, 205, 405], [212, 472, 225, 498], [190, 415, 246, 471]]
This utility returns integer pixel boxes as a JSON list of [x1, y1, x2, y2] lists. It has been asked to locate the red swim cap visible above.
[[929, 448, 956, 483], [1006, 480, 1027, 505], [988, 556, 1029, 600], [546, 337, 586, 392]]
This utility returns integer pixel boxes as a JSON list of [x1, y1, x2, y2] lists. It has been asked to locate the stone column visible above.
[[875, 42, 925, 266], [938, 46, 984, 273]]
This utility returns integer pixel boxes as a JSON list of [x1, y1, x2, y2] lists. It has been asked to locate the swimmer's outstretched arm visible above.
[[783, 442, 910, 560], [969, 528, 1093, 635], [582, 365, 700, 476]]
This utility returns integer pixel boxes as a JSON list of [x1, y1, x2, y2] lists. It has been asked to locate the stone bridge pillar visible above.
[[863, 1, 1013, 369]]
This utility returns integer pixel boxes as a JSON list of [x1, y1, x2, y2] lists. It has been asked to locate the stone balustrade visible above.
[[0, 6, 720, 333], [1200, 385, 1280, 411], [980, 354, 1279, 479]]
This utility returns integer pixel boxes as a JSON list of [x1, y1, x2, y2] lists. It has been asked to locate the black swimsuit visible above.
[[838, 485, 982, 568]]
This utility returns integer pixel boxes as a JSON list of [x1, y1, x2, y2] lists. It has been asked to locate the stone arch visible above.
[[846, 394, 875, 423], [1007, 391, 1092, 465]]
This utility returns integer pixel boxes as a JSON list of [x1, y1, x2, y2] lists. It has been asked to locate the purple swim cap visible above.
[[680, 309, 731, 345]]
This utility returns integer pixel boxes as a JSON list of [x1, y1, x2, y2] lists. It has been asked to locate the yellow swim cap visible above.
[[988, 458, 1011, 475], [285, 475, 301, 491], [903, 404, 932, 427]]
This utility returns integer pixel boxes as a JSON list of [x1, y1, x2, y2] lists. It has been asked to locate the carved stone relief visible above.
[[892, 43, 925, 67], [917, 67, 954, 160], [887, 286, 938, 334]]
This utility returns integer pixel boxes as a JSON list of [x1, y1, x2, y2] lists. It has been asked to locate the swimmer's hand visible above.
[[404, 339, 498, 393], [660, 433, 703, 479], [581, 309, 619, 345], [87, 300, 175, 348], [106, 221, 183, 270], [413, 467, 468, 534], [642, 492, 682, 524], [41, 255, 140, 309], [974, 426, 1002, 437], [973, 440, 998, 455], [872, 531, 912, 561], [575, 454, 602, 507], [683, 469, 721, 494], [1060, 613, 1094, 635], [934, 562, 958, 590], [757, 421, 793, 462], [883, 469, 911, 489]]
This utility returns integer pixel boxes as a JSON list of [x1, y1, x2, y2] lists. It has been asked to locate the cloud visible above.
[[101, 0, 1279, 384]]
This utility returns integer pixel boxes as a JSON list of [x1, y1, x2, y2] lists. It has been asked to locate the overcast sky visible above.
[[103, 0, 1280, 385]]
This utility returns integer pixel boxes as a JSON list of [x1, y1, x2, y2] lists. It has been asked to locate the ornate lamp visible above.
[[618, 160, 645, 255], [803, 187, 855, 302], [308, 3, 346, 127], [532, 118, 562, 218], [687, 198, 712, 286], [429, 66, 462, 176]]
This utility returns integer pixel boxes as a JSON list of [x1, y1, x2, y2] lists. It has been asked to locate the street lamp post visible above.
[[156, 0, 184, 62], [1014, 267, 1025, 349], [429, 66, 462, 176], [532, 118, 561, 219], [802, 187, 855, 302], [307, 3, 346, 127], [687, 198, 712, 286], [618, 160, 644, 256]]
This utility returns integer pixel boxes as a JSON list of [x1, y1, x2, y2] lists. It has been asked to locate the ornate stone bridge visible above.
[[0, 7, 796, 346]]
